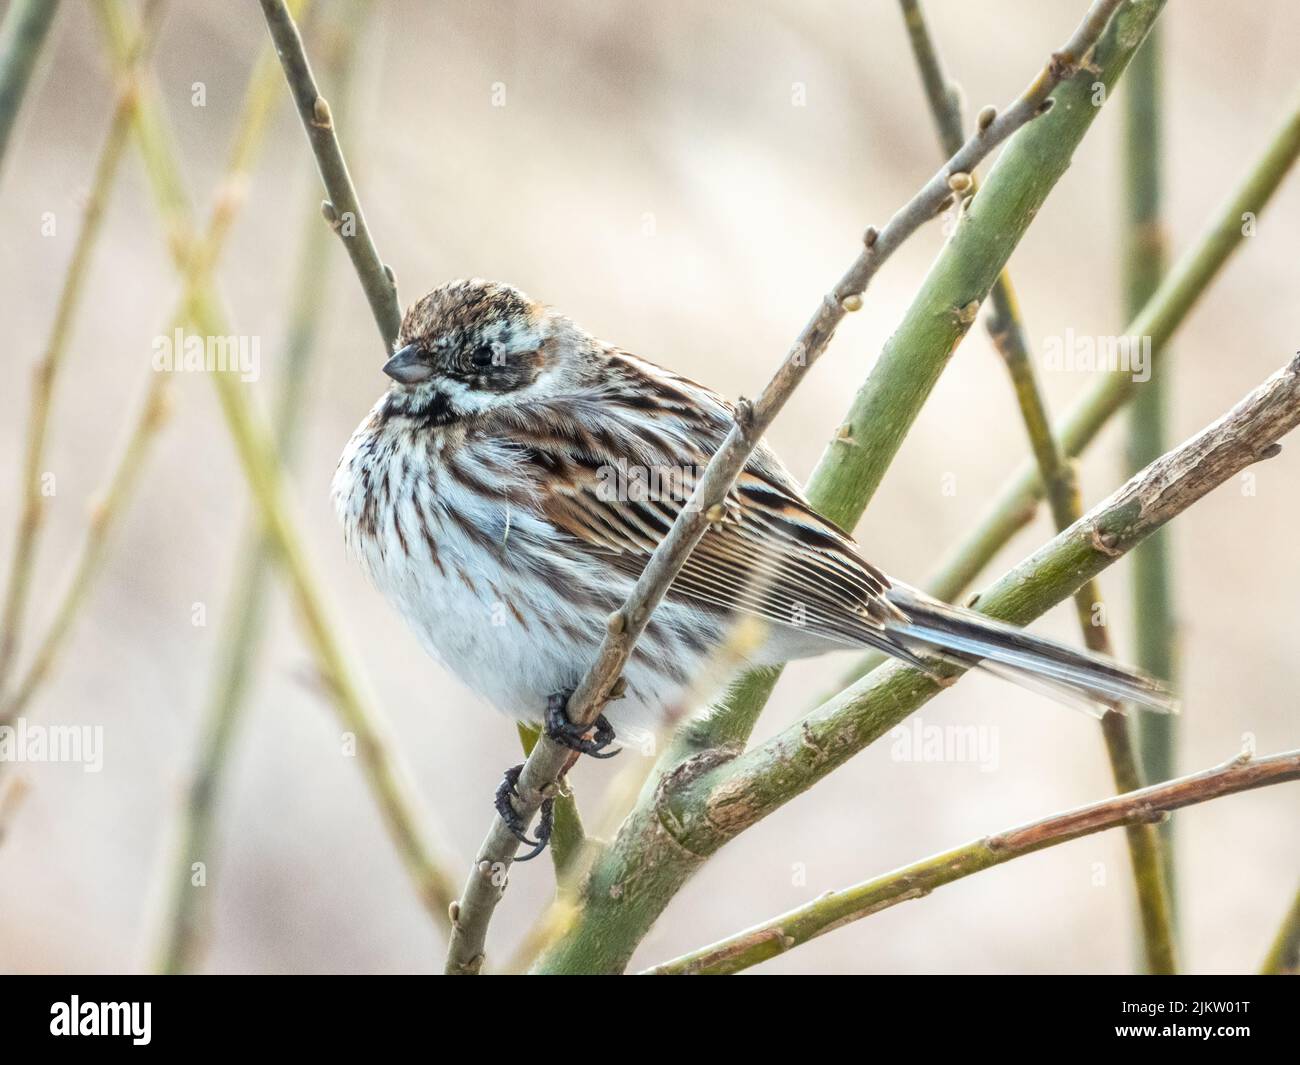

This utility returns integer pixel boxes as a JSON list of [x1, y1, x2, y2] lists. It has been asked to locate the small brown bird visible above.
[[333, 279, 1173, 857]]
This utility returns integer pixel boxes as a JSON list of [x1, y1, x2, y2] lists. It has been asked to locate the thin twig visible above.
[[0, 379, 171, 724], [156, 0, 371, 975], [92, 0, 460, 931], [4, 0, 255, 724], [502, 710, 683, 973], [516, 724, 586, 878], [644, 749, 1300, 975], [0, 0, 165, 698], [0, 0, 60, 180], [898, 0, 1175, 976], [446, 0, 1134, 975], [681, 352, 1300, 877], [259, 0, 606, 962], [838, 81, 1300, 686], [257, 4, 558, 854], [536, 351, 1300, 973], [674, 0, 1167, 769], [258, 0, 400, 351]]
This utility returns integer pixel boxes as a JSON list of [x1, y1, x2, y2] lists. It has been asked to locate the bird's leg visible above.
[[494, 691, 618, 861], [544, 689, 620, 758], [494, 763, 554, 862]]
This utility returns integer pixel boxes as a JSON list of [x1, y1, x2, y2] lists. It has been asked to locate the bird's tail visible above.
[[880, 584, 1177, 717]]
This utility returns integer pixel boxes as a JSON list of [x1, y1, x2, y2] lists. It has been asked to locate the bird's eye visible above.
[[471, 344, 498, 369]]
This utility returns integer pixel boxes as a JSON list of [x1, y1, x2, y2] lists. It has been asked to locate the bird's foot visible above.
[[494, 763, 554, 863], [545, 690, 620, 758]]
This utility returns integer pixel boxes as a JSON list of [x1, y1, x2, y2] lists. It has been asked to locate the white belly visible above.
[[331, 407, 712, 732]]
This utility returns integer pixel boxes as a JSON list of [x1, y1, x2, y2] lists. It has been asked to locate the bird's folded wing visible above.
[[521, 424, 902, 649]]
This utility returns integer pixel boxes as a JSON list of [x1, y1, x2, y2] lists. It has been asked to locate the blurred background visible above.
[[1, 0, 1297, 974]]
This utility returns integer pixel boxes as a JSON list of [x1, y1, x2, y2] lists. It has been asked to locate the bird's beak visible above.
[[383, 343, 435, 384]]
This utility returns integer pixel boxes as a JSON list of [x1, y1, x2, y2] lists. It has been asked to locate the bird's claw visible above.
[[494, 763, 554, 862], [544, 690, 620, 758], [492, 693, 618, 863]]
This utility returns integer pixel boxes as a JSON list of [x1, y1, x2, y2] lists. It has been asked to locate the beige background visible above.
[[1, 0, 1297, 974]]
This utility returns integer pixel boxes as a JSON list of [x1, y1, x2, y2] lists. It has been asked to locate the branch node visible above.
[[1088, 522, 1123, 558], [984, 832, 1009, 854], [311, 95, 333, 129], [1048, 50, 1076, 81], [734, 397, 756, 434], [976, 105, 997, 133], [947, 171, 973, 194], [863, 225, 879, 248], [840, 293, 863, 313], [800, 720, 827, 760]]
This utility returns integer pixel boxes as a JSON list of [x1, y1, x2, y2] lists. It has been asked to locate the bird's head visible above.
[[381, 279, 585, 422]]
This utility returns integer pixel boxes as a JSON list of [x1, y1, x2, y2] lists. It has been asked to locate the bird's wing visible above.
[[485, 352, 904, 650]]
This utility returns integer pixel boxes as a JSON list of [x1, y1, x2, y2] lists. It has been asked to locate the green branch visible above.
[[0, 379, 170, 725], [915, 84, 1300, 611], [449, 0, 1141, 975], [0, 0, 164, 701], [646, 749, 1300, 975], [537, 352, 1300, 973], [841, 80, 1300, 681], [92, 0, 460, 934], [899, 0, 1174, 975], [156, 1, 370, 975], [1123, 28, 1180, 926], [538, 0, 1168, 974], [685, 0, 1170, 784]]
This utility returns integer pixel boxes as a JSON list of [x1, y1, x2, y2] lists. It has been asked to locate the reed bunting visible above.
[[333, 279, 1172, 857]]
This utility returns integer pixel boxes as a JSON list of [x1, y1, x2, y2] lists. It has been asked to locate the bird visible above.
[[332, 278, 1174, 857]]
